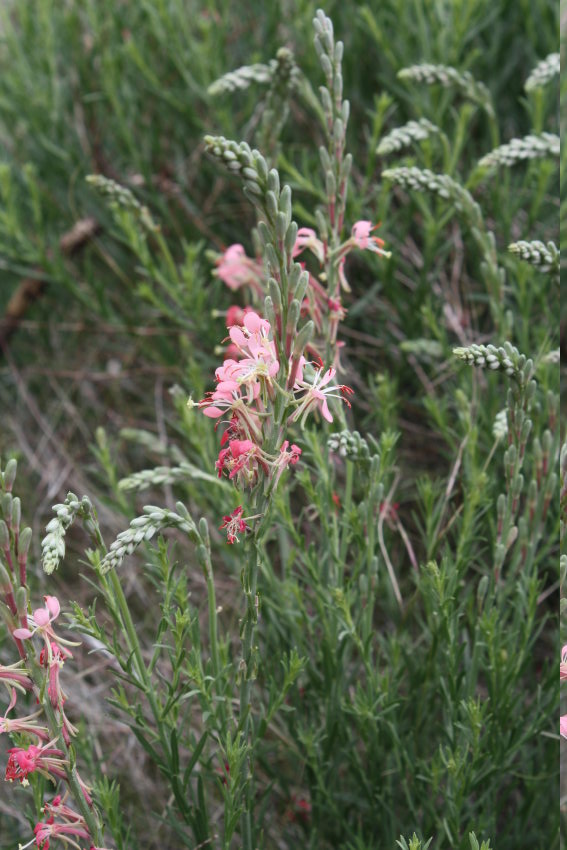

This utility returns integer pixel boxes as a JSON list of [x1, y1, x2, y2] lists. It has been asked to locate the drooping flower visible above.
[[351, 220, 389, 255], [290, 365, 353, 426], [292, 227, 325, 264], [214, 244, 265, 295], [0, 688, 49, 741], [219, 506, 250, 544], [5, 740, 67, 786], [561, 645, 567, 681]]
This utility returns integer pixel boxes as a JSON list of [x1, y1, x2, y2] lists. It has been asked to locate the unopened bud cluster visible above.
[[377, 119, 440, 156], [42, 492, 97, 575], [525, 53, 560, 92], [100, 502, 198, 573], [478, 133, 559, 170], [398, 63, 493, 112], [383, 167, 482, 228], [453, 342, 533, 384], [508, 240, 559, 277], [86, 174, 158, 232], [327, 429, 379, 464]]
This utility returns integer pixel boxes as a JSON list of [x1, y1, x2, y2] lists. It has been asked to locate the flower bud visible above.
[[18, 527, 32, 557], [11, 497, 21, 531], [0, 519, 9, 549], [292, 320, 314, 358], [3, 458, 17, 491]]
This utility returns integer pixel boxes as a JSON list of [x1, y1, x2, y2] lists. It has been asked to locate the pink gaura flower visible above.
[[561, 715, 567, 739], [5, 740, 67, 786], [33, 818, 90, 849], [292, 228, 325, 264], [215, 244, 264, 295], [351, 220, 389, 256], [0, 688, 49, 741], [13, 596, 60, 642], [219, 506, 250, 544], [290, 365, 354, 426]]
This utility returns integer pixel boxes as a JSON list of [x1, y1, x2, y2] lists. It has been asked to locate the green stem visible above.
[[238, 541, 260, 850], [28, 661, 104, 844]]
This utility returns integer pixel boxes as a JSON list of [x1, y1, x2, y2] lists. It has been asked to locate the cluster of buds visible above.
[[194, 307, 353, 542], [0, 459, 104, 848]]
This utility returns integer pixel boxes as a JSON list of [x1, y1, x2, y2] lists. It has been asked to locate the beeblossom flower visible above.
[[292, 227, 325, 264], [1, 688, 49, 741], [289, 365, 353, 426], [219, 506, 250, 544], [215, 244, 265, 296], [350, 220, 390, 256], [5, 740, 67, 786]]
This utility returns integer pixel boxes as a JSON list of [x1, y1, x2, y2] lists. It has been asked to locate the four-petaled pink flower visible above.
[[13, 596, 61, 642], [5, 740, 67, 786], [292, 227, 325, 264], [290, 366, 353, 426], [351, 220, 389, 256], [215, 244, 264, 295], [219, 506, 250, 544]]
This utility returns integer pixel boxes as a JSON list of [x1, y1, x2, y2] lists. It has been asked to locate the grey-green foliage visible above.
[[508, 240, 559, 279], [208, 63, 274, 95], [86, 174, 158, 233], [398, 63, 494, 114], [377, 119, 440, 155], [42, 492, 98, 575], [118, 462, 227, 492], [382, 166, 482, 227], [453, 342, 533, 384], [525, 53, 560, 92], [327, 429, 379, 462], [478, 133, 559, 170], [99, 502, 198, 573]]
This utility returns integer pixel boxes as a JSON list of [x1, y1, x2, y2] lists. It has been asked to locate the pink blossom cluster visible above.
[[1, 595, 98, 846], [213, 220, 388, 364], [21, 794, 109, 850], [197, 308, 352, 543]]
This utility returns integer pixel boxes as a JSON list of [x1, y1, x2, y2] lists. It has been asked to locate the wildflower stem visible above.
[[238, 539, 260, 850], [27, 659, 104, 845]]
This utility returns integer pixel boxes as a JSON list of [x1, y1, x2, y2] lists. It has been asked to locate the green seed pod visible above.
[[198, 517, 210, 549], [268, 277, 283, 313], [254, 152, 268, 182], [292, 320, 314, 357], [334, 40, 344, 64], [1, 493, 12, 521], [267, 169, 280, 195], [18, 527, 32, 556], [0, 561, 11, 590], [265, 190, 278, 222], [326, 170, 336, 198], [333, 69, 343, 102], [288, 262, 302, 292], [315, 208, 328, 241], [284, 221, 298, 255], [286, 299, 301, 335], [3, 459, 17, 491], [341, 100, 350, 125], [319, 145, 331, 172], [0, 519, 9, 549], [257, 220, 271, 245], [279, 184, 292, 220], [265, 244, 280, 273], [276, 211, 288, 242], [15, 586, 27, 617], [320, 54, 333, 80], [11, 498, 21, 531], [264, 295, 278, 333], [294, 270, 309, 304]]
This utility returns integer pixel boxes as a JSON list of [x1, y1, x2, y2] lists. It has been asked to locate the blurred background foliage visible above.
[[0, 0, 561, 847]]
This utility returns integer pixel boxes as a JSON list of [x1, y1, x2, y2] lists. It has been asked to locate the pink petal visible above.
[[243, 311, 263, 334], [229, 326, 247, 347], [13, 628, 33, 640], [561, 716, 567, 738], [203, 407, 224, 418], [320, 398, 333, 423], [44, 596, 60, 619], [33, 609, 50, 627]]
